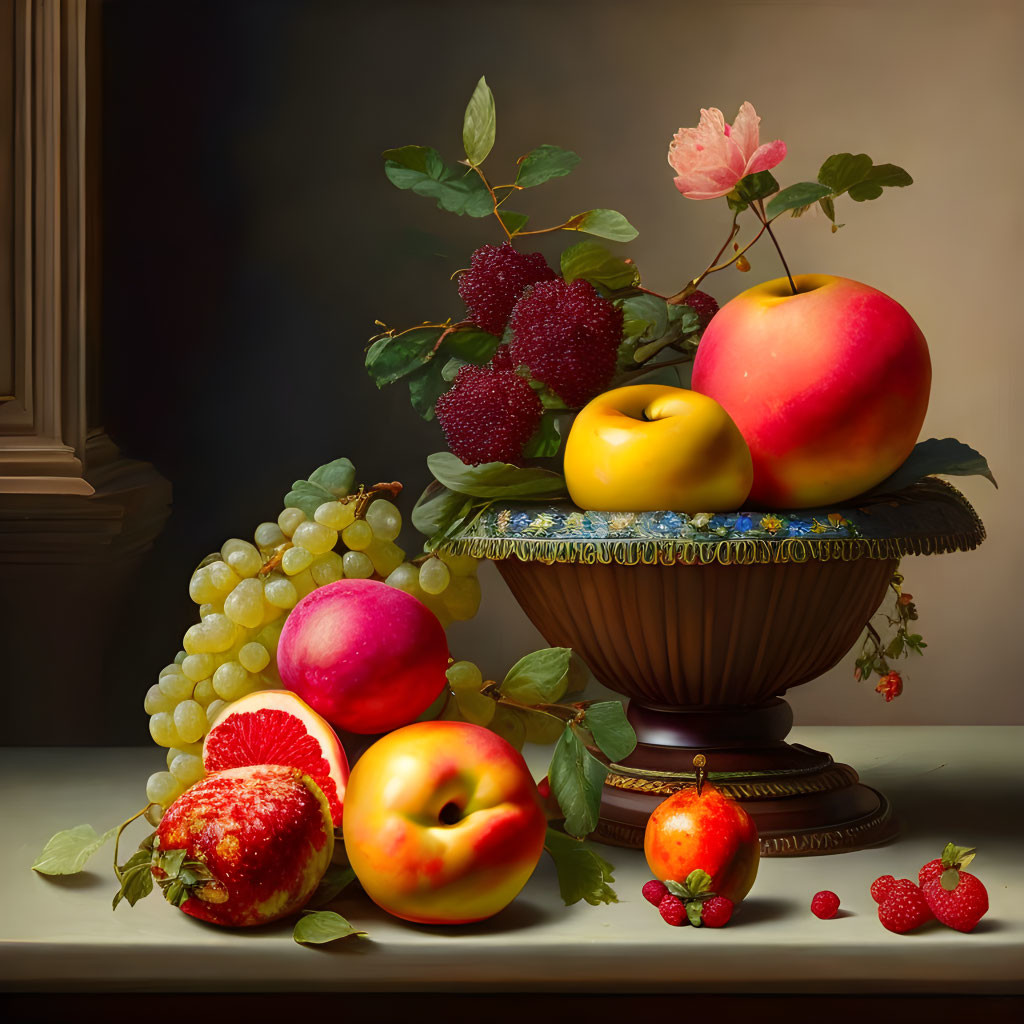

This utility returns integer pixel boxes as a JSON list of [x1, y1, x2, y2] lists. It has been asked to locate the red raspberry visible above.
[[683, 290, 719, 331], [877, 879, 934, 933], [435, 362, 542, 465], [642, 879, 669, 906], [508, 279, 624, 408], [458, 242, 557, 337], [701, 896, 734, 928], [811, 891, 841, 919], [870, 875, 897, 904], [658, 893, 686, 926], [922, 871, 988, 933]]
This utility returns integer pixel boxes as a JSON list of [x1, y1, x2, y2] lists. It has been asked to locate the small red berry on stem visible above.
[[457, 242, 557, 337], [811, 891, 841, 919], [701, 896, 734, 928], [658, 893, 687, 927], [682, 290, 719, 331], [642, 879, 669, 906]]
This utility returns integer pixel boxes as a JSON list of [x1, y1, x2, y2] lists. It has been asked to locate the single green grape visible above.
[[146, 771, 185, 808], [238, 641, 271, 674], [365, 499, 402, 541], [168, 753, 206, 787], [223, 578, 265, 629], [341, 519, 374, 551], [144, 684, 175, 715], [212, 661, 254, 701], [277, 507, 306, 537], [311, 551, 345, 586], [281, 545, 314, 576], [264, 575, 298, 609], [315, 500, 356, 531], [419, 556, 451, 596], [149, 712, 182, 748], [173, 699, 207, 744], [158, 672, 195, 702], [292, 520, 339, 556], [446, 660, 483, 693], [180, 653, 216, 683], [254, 521, 286, 549], [342, 550, 374, 579]]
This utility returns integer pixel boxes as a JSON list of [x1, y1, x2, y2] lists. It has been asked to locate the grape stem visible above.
[[113, 804, 157, 883]]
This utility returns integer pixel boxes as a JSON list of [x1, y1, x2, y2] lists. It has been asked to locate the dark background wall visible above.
[[95, 0, 1021, 745]]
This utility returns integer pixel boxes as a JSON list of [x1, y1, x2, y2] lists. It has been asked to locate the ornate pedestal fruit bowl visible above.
[[444, 478, 985, 855]]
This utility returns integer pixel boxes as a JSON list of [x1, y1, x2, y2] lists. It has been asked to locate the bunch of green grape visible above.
[[141, 479, 482, 820]]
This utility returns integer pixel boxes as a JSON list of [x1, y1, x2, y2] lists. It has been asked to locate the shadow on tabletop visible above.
[[34, 869, 112, 893]]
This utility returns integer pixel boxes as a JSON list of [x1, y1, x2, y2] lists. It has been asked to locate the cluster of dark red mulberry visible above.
[[437, 242, 624, 465]]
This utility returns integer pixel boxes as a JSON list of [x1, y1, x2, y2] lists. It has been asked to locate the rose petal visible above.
[[743, 139, 787, 176], [728, 102, 762, 163]]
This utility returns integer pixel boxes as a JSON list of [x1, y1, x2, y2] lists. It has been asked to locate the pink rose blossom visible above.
[[668, 102, 787, 200]]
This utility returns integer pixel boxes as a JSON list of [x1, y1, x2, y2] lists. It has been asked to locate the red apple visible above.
[[691, 274, 931, 508], [277, 579, 449, 734], [342, 720, 548, 924], [644, 782, 759, 903]]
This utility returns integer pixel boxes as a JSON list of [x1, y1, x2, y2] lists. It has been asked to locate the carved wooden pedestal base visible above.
[[592, 699, 897, 856]]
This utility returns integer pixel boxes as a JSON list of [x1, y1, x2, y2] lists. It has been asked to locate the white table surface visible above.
[[1, 726, 1021, 995]]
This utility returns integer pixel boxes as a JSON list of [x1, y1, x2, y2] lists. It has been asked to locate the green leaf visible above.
[[582, 701, 636, 763], [308, 864, 357, 909], [442, 356, 467, 381], [411, 480, 472, 539], [406, 361, 448, 421], [565, 209, 638, 243], [865, 438, 997, 496], [462, 76, 495, 166], [307, 459, 356, 498], [885, 635, 905, 659], [818, 196, 837, 223], [733, 170, 780, 205], [521, 412, 562, 459], [941, 842, 976, 871], [500, 647, 573, 705], [293, 910, 366, 945], [817, 153, 874, 195], [443, 328, 501, 364], [525, 376, 571, 410], [560, 241, 639, 291], [383, 145, 493, 218], [365, 327, 442, 387], [863, 162, 913, 188], [620, 294, 669, 341], [548, 726, 607, 838], [766, 182, 833, 220], [686, 901, 704, 927], [156, 848, 187, 877], [426, 451, 568, 499], [684, 868, 714, 895], [32, 823, 117, 875], [543, 827, 618, 906], [817, 154, 913, 202], [112, 850, 155, 910], [516, 145, 581, 188], [285, 458, 359, 518], [497, 210, 529, 235]]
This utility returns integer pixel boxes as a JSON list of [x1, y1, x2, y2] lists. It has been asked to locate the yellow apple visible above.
[[341, 720, 548, 924], [563, 384, 753, 513]]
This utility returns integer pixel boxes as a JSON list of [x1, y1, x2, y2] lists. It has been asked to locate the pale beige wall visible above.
[[445, 0, 1023, 724]]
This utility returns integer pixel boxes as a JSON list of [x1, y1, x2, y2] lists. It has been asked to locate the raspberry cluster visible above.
[[508, 278, 624, 408], [683, 289, 720, 331], [435, 357, 542, 466], [870, 842, 989, 934], [458, 241, 557, 337], [642, 878, 734, 928]]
